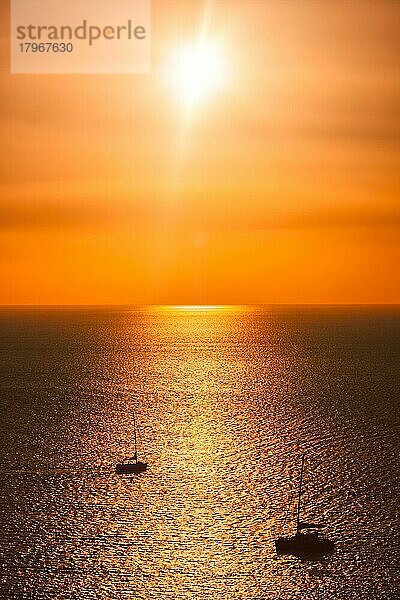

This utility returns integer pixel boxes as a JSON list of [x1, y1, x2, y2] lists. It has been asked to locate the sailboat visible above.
[[115, 411, 147, 474], [275, 454, 335, 557]]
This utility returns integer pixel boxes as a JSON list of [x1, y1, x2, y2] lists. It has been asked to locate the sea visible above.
[[0, 306, 399, 599]]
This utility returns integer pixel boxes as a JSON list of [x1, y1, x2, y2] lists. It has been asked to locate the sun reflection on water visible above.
[[2, 307, 399, 598], [151, 305, 253, 313]]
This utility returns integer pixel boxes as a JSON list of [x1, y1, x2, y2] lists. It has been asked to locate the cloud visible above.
[[2, 191, 399, 234], [0, 199, 100, 230]]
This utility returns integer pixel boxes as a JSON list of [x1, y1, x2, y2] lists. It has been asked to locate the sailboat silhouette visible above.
[[275, 454, 335, 557], [115, 411, 147, 474]]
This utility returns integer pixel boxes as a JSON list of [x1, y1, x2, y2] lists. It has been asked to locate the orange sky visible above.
[[1, 0, 399, 304]]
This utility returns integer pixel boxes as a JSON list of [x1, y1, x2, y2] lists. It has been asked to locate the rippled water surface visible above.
[[0, 306, 399, 599]]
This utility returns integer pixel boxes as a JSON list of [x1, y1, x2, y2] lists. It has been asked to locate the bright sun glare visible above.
[[165, 40, 229, 110]]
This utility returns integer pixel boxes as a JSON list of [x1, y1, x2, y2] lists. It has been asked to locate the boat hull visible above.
[[115, 461, 147, 474], [275, 533, 335, 557]]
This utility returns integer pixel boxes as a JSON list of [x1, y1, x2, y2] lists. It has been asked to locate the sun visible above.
[[165, 40, 229, 111]]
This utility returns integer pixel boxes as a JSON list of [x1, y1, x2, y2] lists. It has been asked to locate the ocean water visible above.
[[0, 305, 399, 600]]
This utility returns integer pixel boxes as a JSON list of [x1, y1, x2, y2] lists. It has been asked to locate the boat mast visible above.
[[133, 411, 138, 463], [296, 454, 305, 533]]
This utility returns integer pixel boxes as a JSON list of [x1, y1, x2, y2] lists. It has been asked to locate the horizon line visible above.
[[1, 303, 399, 309]]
